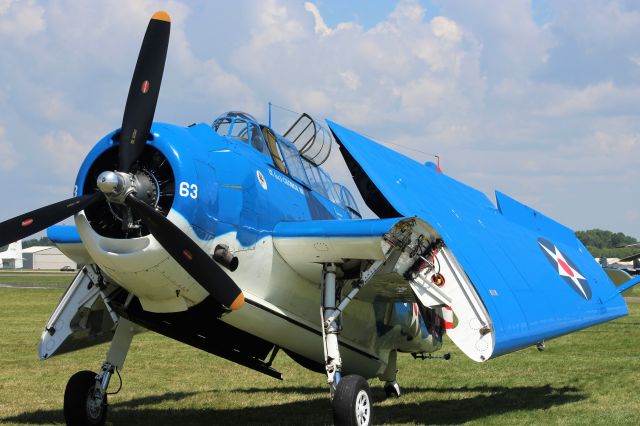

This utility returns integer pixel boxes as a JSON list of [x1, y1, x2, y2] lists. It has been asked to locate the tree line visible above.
[[575, 229, 638, 259], [0, 236, 53, 252]]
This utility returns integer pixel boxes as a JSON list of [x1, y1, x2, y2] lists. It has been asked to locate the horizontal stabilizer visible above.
[[328, 119, 628, 359]]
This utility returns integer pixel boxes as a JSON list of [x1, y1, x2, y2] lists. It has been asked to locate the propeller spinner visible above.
[[0, 11, 244, 311]]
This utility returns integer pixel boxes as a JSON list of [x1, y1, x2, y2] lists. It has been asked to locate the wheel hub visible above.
[[355, 390, 370, 426], [85, 387, 104, 423]]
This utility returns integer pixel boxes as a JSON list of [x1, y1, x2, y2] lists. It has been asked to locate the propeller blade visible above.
[[118, 11, 171, 172], [125, 195, 244, 310], [0, 192, 104, 247]]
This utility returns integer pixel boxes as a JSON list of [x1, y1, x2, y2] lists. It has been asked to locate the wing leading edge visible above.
[[327, 119, 628, 359]]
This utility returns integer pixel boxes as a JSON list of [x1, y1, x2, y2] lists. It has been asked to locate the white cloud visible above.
[[250, 0, 304, 47], [591, 130, 640, 156], [339, 70, 361, 91], [42, 130, 84, 176], [431, 16, 462, 43], [0, 0, 45, 40], [0, 0, 638, 238], [435, 0, 554, 81], [304, 2, 330, 36], [389, 0, 425, 23], [539, 82, 640, 118], [0, 126, 16, 171]]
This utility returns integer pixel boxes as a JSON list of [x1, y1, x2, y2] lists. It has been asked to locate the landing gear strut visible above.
[[63, 318, 135, 426], [321, 263, 373, 426]]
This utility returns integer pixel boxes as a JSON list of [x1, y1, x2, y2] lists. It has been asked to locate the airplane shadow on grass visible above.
[[1, 384, 585, 425]]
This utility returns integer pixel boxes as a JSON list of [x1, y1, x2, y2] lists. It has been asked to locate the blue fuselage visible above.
[[77, 122, 354, 244]]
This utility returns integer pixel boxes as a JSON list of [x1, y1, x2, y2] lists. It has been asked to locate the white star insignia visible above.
[[538, 242, 588, 299]]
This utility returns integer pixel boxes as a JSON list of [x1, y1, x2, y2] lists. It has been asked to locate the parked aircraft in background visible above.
[[618, 243, 640, 273], [1, 11, 639, 426]]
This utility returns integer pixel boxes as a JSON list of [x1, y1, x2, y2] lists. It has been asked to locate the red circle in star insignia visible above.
[[557, 257, 574, 277], [140, 80, 150, 94], [538, 237, 592, 300]]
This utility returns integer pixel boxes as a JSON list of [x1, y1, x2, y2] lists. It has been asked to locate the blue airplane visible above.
[[1, 11, 638, 426]]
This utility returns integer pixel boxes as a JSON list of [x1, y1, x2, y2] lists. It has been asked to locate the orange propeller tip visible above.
[[229, 292, 245, 311], [152, 10, 171, 23]]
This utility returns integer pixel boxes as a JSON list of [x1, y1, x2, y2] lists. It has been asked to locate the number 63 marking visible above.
[[179, 182, 198, 199]]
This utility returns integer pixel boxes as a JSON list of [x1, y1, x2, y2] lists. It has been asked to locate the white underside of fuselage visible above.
[[75, 211, 439, 379]]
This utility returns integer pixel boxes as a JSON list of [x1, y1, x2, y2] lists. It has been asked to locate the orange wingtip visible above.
[[152, 10, 171, 22], [229, 292, 245, 311]]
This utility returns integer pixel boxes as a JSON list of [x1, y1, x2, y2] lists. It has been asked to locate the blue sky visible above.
[[0, 0, 638, 238]]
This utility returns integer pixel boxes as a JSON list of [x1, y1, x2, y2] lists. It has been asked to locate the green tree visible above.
[[0, 237, 53, 252], [576, 229, 638, 259]]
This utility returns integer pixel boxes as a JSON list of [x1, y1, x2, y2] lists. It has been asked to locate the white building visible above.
[[0, 240, 23, 269], [22, 246, 76, 270]]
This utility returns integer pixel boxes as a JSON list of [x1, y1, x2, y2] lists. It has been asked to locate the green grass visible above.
[[623, 286, 640, 297], [0, 271, 73, 287], [622, 279, 640, 297], [1, 280, 640, 425]]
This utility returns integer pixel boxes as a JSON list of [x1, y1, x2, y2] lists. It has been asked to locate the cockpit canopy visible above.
[[212, 111, 270, 156], [212, 111, 361, 219], [217, 111, 258, 122], [282, 113, 333, 166]]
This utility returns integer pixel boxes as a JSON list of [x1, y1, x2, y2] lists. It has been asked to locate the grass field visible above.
[[1, 273, 640, 425], [0, 271, 75, 287]]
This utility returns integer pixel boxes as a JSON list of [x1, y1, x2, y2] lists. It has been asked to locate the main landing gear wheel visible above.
[[64, 370, 107, 426], [332, 375, 372, 426]]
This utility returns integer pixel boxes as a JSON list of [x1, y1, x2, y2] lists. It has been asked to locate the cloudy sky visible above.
[[0, 0, 638, 238]]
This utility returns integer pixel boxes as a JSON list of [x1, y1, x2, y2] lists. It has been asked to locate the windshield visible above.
[[213, 113, 269, 157]]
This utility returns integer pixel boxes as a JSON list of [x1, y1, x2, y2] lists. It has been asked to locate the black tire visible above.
[[332, 375, 373, 426], [384, 381, 401, 399], [64, 370, 107, 426]]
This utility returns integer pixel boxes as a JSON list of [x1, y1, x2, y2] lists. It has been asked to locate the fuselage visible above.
[[72, 113, 440, 378]]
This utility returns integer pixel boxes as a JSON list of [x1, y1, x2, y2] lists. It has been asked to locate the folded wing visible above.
[[327, 120, 628, 358]]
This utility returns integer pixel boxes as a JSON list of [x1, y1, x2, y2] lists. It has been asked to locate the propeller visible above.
[[0, 11, 244, 311], [118, 10, 171, 173], [0, 193, 104, 247], [125, 195, 244, 310]]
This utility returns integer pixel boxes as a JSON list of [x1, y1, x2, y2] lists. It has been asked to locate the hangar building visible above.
[[22, 246, 76, 270]]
